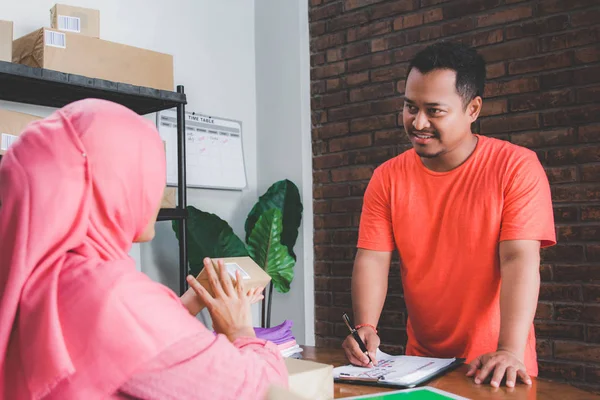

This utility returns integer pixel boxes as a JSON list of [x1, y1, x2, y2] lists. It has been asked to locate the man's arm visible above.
[[467, 239, 540, 387], [342, 248, 392, 366], [498, 239, 541, 359]]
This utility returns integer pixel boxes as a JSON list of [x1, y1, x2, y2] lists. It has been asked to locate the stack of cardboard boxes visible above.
[[0, 4, 177, 208]]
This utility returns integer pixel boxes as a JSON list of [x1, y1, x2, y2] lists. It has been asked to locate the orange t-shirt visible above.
[[357, 135, 556, 376]]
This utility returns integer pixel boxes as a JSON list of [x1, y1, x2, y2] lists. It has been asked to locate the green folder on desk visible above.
[[342, 386, 469, 399]]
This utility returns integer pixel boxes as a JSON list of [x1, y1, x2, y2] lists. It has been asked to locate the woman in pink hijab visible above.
[[0, 99, 287, 400]]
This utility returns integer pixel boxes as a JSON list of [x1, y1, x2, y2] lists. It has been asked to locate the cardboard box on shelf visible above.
[[0, 20, 13, 62], [50, 4, 100, 38], [0, 109, 41, 156], [13, 28, 174, 91], [284, 358, 334, 400]]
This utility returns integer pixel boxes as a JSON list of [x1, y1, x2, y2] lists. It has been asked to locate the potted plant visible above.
[[173, 179, 303, 328]]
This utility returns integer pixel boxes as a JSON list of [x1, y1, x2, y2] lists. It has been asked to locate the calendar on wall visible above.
[[157, 109, 247, 190]]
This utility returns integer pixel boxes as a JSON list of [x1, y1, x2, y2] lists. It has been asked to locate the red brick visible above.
[[331, 165, 374, 182], [480, 113, 539, 134], [576, 65, 600, 86], [329, 134, 372, 152], [575, 45, 600, 65], [371, 64, 408, 83], [326, 78, 341, 91], [344, 0, 385, 11], [326, 49, 341, 63], [510, 89, 573, 112], [571, 8, 600, 27], [579, 124, 600, 143], [313, 200, 330, 214], [316, 91, 348, 108], [541, 70, 573, 90], [511, 128, 576, 148], [538, 361, 585, 381], [333, 292, 352, 307], [540, 264, 552, 282], [551, 184, 600, 202], [396, 80, 406, 94], [557, 225, 600, 241], [546, 104, 600, 128], [310, 2, 343, 21], [327, 10, 370, 32], [505, 15, 569, 40], [314, 214, 353, 229], [371, 97, 403, 114], [545, 166, 577, 184], [554, 341, 600, 363], [368, 0, 418, 19], [542, 245, 585, 263], [311, 0, 323, 6], [508, 52, 572, 75], [538, 0, 598, 16], [396, 12, 424, 30], [311, 53, 326, 67], [456, 28, 503, 48], [349, 82, 395, 102], [536, 302, 554, 320], [478, 38, 538, 63], [313, 170, 331, 184], [419, 25, 443, 42], [331, 230, 359, 244], [312, 140, 327, 155], [347, 21, 391, 42], [589, 327, 600, 343], [342, 42, 371, 60], [315, 122, 349, 139], [345, 72, 370, 87], [584, 285, 600, 302], [311, 32, 345, 52], [480, 99, 507, 117], [589, 244, 600, 262], [312, 80, 326, 95], [442, 0, 501, 19], [578, 86, 600, 105], [315, 321, 333, 336], [424, 8, 443, 23], [554, 206, 578, 222], [421, 0, 450, 5], [582, 206, 600, 221], [537, 339, 553, 358], [328, 103, 372, 121], [486, 62, 506, 79], [539, 27, 600, 53], [374, 130, 409, 146], [310, 21, 327, 37], [535, 323, 584, 340], [348, 52, 392, 73], [582, 165, 600, 182], [554, 264, 600, 282], [313, 183, 349, 198], [476, 5, 532, 28], [350, 114, 396, 133], [484, 77, 539, 98], [312, 62, 346, 79], [348, 147, 395, 165], [394, 43, 428, 63], [350, 182, 370, 197]]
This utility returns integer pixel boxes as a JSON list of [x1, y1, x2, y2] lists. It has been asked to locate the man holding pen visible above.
[[342, 41, 555, 389]]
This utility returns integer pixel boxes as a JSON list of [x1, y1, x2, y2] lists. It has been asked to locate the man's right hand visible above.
[[342, 327, 380, 367]]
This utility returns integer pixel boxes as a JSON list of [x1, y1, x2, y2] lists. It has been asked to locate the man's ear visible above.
[[468, 96, 483, 123]]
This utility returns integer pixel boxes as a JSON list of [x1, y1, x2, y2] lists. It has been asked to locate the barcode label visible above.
[[1, 134, 18, 151], [45, 30, 66, 48], [58, 15, 81, 33]]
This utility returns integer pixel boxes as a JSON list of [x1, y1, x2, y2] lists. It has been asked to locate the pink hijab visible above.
[[0, 99, 204, 399]]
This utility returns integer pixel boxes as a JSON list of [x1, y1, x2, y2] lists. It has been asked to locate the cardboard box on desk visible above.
[[190, 257, 271, 311], [13, 28, 174, 91], [284, 358, 334, 400], [50, 4, 100, 38], [0, 21, 13, 62], [0, 109, 41, 156], [264, 385, 312, 400]]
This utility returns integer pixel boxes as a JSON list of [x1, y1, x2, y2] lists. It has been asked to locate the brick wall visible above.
[[309, 0, 600, 393]]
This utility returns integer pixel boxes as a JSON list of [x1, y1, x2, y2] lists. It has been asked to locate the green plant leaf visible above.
[[173, 206, 248, 275], [244, 179, 303, 260], [247, 208, 295, 293]]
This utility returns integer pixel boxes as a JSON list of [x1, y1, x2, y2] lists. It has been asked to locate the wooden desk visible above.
[[301, 346, 598, 399]]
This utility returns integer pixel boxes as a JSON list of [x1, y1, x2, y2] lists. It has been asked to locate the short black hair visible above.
[[407, 41, 486, 107]]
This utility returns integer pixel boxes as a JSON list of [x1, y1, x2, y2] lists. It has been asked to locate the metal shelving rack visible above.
[[0, 61, 189, 295]]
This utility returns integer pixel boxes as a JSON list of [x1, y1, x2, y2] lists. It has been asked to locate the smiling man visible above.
[[342, 41, 556, 388]]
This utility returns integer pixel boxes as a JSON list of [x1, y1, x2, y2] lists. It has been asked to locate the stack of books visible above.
[[255, 320, 303, 358]]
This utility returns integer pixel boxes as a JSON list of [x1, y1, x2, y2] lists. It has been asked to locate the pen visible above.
[[342, 313, 375, 367]]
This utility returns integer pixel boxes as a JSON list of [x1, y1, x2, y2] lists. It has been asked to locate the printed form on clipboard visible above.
[[334, 350, 464, 389]]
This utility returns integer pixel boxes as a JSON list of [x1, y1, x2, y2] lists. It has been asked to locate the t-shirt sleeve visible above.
[[357, 165, 396, 252], [500, 152, 556, 248]]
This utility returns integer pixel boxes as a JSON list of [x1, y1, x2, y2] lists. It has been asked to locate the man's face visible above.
[[403, 68, 477, 159]]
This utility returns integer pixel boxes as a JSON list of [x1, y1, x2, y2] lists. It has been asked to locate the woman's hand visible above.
[[186, 257, 257, 342]]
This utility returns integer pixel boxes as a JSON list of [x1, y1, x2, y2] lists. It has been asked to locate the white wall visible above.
[[255, 0, 314, 345]]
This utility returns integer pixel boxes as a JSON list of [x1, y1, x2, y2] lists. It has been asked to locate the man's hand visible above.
[[466, 350, 532, 388], [342, 327, 380, 367]]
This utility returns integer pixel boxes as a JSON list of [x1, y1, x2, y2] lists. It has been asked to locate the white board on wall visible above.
[[157, 110, 247, 190]]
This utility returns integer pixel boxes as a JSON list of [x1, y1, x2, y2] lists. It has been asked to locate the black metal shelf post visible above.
[[0, 61, 189, 295]]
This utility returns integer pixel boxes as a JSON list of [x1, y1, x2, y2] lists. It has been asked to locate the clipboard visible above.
[[334, 358, 465, 389]]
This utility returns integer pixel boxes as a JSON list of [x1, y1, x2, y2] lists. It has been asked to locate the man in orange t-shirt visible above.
[[342, 42, 556, 389]]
